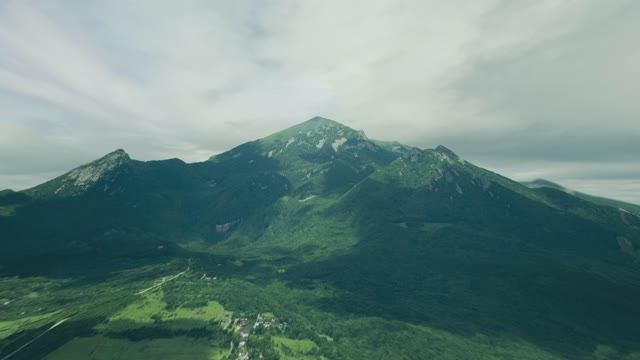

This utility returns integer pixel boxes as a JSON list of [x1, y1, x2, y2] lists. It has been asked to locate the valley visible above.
[[0, 255, 571, 360]]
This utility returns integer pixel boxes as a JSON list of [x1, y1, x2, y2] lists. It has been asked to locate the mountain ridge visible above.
[[1, 117, 640, 359], [523, 178, 640, 216], [8, 118, 637, 210], [25, 148, 131, 198]]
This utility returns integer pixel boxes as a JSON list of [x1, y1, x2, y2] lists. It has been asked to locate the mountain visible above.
[[25, 149, 132, 199], [524, 178, 640, 217], [1, 117, 640, 360]]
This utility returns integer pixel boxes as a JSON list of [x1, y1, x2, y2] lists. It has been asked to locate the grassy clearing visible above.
[[273, 336, 317, 352], [106, 291, 165, 325], [0, 311, 59, 340], [102, 289, 231, 332], [44, 335, 228, 360], [170, 301, 231, 322], [272, 336, 322, 359]]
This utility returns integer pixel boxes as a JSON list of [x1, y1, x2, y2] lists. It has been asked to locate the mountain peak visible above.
[[101, 148, 130, 161], [68, 149, 130, 186], [308, 115, 333, 122], [295, 116, 356, 132], [260, 117, 366, 148], [434, 145, 458, 159], [27, 149, 131, 198], [305, 116, 341, 126]]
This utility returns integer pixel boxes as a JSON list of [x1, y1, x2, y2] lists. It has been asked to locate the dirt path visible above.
[[299, 195, 317, 203], [136, 268, 189, 295]]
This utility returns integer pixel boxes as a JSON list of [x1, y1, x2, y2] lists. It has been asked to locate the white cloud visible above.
[[0, 0, 638, 203]]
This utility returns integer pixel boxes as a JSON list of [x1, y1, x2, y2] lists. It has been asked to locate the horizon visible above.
[[1, 1, 639, 204], [3, 115, 639, 205], [3, 114, 640, 206]]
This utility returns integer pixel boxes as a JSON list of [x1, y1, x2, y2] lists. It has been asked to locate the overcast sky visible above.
[[0, 0, 638, 203]]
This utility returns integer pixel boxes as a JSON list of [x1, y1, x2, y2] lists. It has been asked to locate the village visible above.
[[196, 271, 288, 359], [228, 312, 288, 360]]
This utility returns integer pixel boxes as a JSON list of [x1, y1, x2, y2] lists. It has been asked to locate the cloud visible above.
[[0, 0, 637, 203]]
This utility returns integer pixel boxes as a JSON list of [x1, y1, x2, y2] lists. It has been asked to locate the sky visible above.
[[0, 0, 639, 204]]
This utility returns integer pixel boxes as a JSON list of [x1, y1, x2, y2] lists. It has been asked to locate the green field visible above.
[[45, 336, 228, 360], [272, 336, 321, 359], [0, 311, 59, 340], [1, 257, 639, 359]]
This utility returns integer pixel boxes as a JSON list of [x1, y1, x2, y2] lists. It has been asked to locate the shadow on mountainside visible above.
[[284, 177, 640, 358]]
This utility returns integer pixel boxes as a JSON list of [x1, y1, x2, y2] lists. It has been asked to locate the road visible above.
[[0, 318, 69, 360], [1, 264, 191, 359], [136, 267, 189, 295]]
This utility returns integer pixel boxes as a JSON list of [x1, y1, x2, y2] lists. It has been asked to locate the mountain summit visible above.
[[256, 116, 369, 156], [27, 149, 131, 198], [1, 118, 640, 359]]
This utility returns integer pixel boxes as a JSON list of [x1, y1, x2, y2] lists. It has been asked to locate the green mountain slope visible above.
[[524, 178, 640, 217], [1, 117, 639, 359]]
